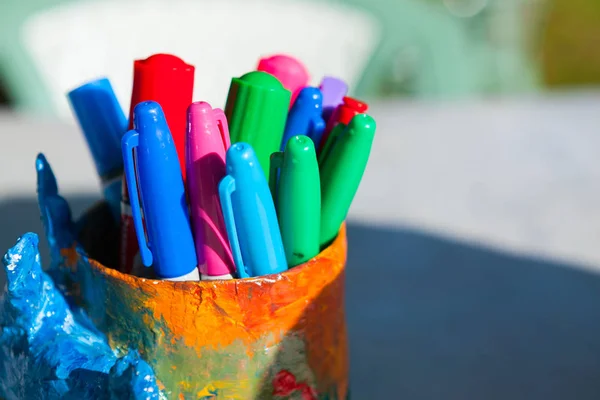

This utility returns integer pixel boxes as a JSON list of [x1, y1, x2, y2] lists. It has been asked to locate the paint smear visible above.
[[0, 233, 160, 399]]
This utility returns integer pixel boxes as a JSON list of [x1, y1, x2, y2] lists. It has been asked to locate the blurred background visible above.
[[0, 0, 599, 114], [2, 0, 600, 398]]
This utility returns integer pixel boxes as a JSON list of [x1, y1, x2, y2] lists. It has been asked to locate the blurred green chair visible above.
[[343, 0, 544, 98], [0, 0, 543, 118]]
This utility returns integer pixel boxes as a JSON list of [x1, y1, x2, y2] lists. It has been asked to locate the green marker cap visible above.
[[270, 135, 321, 267], [319, 114, 376, 246], [225, 71, 291, 177]]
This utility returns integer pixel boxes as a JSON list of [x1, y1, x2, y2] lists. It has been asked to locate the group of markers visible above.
[[67, 53, 376, 282]]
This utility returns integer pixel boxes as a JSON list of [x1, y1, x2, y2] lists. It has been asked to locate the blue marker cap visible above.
[[281, 87, 326, 151], [122, 101, 198, 280], [219, 143, 287, 278], [68, 78, 127, 178]]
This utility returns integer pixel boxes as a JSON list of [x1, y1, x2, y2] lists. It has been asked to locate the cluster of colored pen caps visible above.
[[67, 53, 376, 282]]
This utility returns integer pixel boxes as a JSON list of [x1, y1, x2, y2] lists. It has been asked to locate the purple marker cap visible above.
[[319, 77, 348, 121]]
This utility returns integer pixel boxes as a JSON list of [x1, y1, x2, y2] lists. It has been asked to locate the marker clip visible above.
[[213, 108, 231, 149], [219, 176, 251, 279], [269, 151, 284, 205], [122, 129, 153, 267]]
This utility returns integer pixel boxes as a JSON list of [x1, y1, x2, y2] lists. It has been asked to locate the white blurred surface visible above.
[[359, 92, 600, 269], [21, 0, 380, 119]]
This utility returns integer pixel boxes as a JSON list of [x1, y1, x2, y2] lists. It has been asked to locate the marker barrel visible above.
[[119, 54, 194, 274]]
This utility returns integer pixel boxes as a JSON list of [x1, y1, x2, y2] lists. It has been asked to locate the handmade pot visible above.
[[46, 192, 349, 399]]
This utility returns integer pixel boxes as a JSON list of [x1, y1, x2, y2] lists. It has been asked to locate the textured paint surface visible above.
[[3, 153, 349, 399], [56, 226, 349, 398], [0, 233, 160, 399]]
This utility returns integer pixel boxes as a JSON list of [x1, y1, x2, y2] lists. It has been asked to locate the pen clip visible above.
[[269, 151, 284, 206], [219, 175, 250, 279], [122, 129, 153, 267], [213, 108, 231, 150]]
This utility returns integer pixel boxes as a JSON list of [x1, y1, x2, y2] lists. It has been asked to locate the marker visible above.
[[219, 143, 287, 278], [67, 78, 127, 222], [122, 101, 199, 281], [119, 53, 194, 274], [257, 54, 309, 106], [280, 87, 325, 151], [224, 71, 290, 178], [320, 114, 376, 246], [127, 53, 194, 178], [186, 102, 235, 280], [318, 96, 368, 165], [319, 76, 348, 122], [270, 136, 320, 267]]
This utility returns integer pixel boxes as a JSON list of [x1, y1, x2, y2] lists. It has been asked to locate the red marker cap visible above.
[[335, 96, 368, 125], [318, 96, 369, 156], [128, 53, 195, 181], [320, 96, 369, 150]]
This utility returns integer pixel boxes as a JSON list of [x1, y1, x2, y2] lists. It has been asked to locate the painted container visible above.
[[45, 193, 349, 399]]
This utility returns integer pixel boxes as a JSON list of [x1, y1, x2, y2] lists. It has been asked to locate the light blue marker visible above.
[[219, 143, 287, 278]]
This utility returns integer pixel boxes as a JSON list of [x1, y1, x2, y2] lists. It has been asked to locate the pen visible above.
[[186, 102, 235, 280], [219, 143, 287, 278], [257, 54, 309, 106], [280, 87, 325, 151], [270, 136, 320, 267], [119, 53, 194, 274], [318, 96, 368, 165], [224, 71, 290, 178], [122, 101, 199, 281], [319, 114, 376, 246], [319, 76, 348, 122], [67, 78, 127, 222]]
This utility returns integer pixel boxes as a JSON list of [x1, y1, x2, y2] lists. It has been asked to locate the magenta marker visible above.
[[186, 102, 236, 280], [257, 54, 309, 106]]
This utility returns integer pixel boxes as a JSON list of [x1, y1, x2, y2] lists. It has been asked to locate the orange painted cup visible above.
[[52, 202, 349, 399]]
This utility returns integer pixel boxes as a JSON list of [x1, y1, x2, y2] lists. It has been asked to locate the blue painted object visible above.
[[0, 233, 159, 399], [122, 101, 199, 280], [219, 143, 288, 278], [67, 78, 128, 221], [36, 153, 76, 264], [281, 87, 326, 151]]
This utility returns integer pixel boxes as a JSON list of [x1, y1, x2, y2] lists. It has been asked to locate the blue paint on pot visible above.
[[0, 233, 159, 399]]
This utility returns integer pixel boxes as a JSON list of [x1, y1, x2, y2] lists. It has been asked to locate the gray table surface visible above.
[[2, 92, 600, 398]]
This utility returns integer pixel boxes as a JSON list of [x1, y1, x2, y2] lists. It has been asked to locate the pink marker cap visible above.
[[186, 101, 235, 278], [257, 54, 309, 106]]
